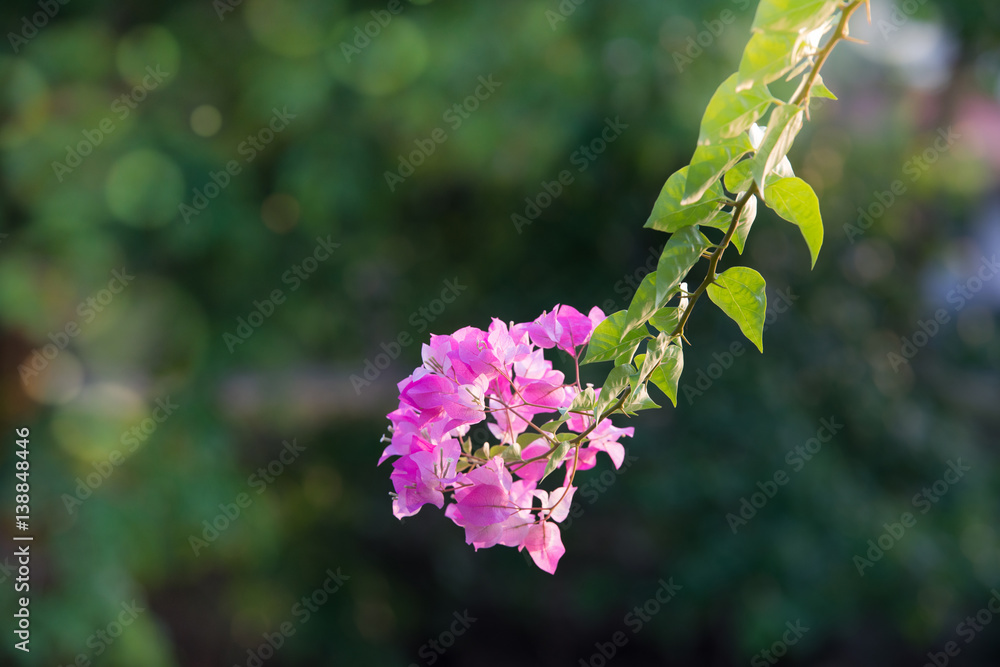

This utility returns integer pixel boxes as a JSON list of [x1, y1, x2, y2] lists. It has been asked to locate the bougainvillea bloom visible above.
[[379, 305, 633, 574]]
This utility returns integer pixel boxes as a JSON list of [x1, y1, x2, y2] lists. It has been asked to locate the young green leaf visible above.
[[707, 266, 768, 352], [648, 344, 684, 407], [736, 30, 800, 91], [582, 310, 649, 364], [763, 176, 824, 268], [698, 74, 777, 145], [656, 226, 711, 306], [811, 75, 838, 100], [645, 166, 726, 233], [752, 0, 840, 33], [682, 134, 754, 205], [624, 272, 659, 334], [596, 363, 633, 419], [724, 159, 754, 193], [731, 194, 757, 255], [540, 440, 571, 483], [649, 306, 681, 334], [751, 104, 803, 191]]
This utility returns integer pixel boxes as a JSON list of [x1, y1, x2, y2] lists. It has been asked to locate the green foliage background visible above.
[[0, 0, 998, 664]]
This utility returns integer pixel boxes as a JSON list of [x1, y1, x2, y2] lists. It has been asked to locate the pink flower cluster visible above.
[[379, 305, 634, 574]]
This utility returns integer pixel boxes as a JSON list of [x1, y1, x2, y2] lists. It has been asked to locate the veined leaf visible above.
[[698, 74, 777, 145], [731, 194, 757, 255], [648, 344, 684, 407], [724, 159, 754, 193], [682, 134, 754, 205], [582, 310, 649, 364], [752, 0, 841, 33], [649, 306, 681, 334], [624, 271, 659, 334], [707, 267, 767, 352], [645, 166, 726, 233], [596, 363, 633, 419], [763, 176, 823, 268], [656, 226, 710, 306], [751, 104, 803, 191], [736, 30, 800, 91]]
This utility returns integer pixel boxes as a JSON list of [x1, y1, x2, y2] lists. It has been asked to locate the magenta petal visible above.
[[455, 484, 513, 526], [524, 521, 565, 574]]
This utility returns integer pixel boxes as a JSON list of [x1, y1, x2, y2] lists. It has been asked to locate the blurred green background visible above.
[[1, 0, 998, 664]]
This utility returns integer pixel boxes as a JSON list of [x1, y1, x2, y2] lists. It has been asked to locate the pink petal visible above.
[[524, 521, 565, 574]]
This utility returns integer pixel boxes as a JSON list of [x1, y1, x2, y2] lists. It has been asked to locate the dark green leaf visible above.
[[656, 226, 710, 305]]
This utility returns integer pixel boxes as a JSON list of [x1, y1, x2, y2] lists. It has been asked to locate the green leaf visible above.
[[737, 30, 800, 91], [763, 176, 824, 268], [724, 159, 754, 193], [596, 363, 632, 419], [623, 372, 660, 414], [751, 104, 803, 191], [682, 134, 754, 205], [623, 272, 659, 334], [649, 306, 681, 334], [656, 226, 711, 306], [812, 75, 837, 100], [563, 386, 597, 415], [731, 194, 757, 255], [540, 441, 570, 483], [707, 267, 767, 352], [582, 310, 648, 364], [637, 331, 673, 377], [644, 166, 726, 233], [648, 344, 684, 407], [752, 0, 840, 33], [698, 74, 777, 145]]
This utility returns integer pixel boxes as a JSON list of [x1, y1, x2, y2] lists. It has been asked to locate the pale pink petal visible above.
[[524, 521, 565, 574]]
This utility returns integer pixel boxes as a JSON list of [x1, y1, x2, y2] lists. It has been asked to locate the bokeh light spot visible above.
[[105, 150, 184, 227], [190, 104, 222, 137]]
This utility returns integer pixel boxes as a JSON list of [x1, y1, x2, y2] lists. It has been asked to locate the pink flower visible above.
[[525, 305, 603, 355], [379, 304, 632, 575]]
